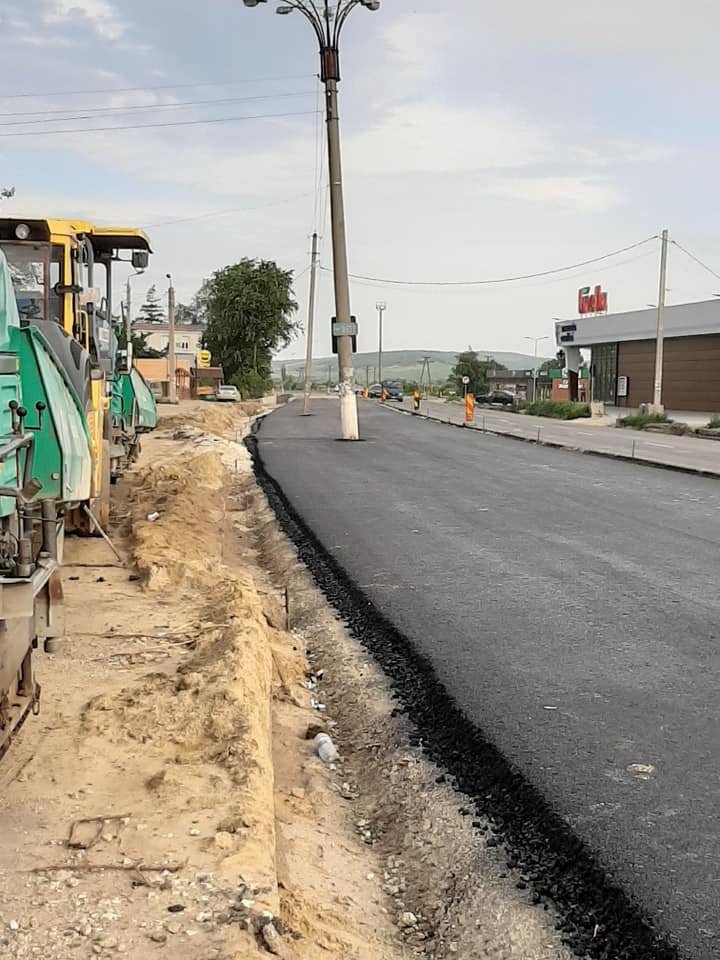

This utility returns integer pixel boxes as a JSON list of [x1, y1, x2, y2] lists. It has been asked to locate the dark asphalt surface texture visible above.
[[257, 399, 720, 960]]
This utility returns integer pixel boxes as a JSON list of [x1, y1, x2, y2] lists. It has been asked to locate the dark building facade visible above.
[[555, 300, 720, 412]]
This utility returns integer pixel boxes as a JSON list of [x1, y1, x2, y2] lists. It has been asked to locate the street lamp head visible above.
[[242, 0, 267, 6], [276, 4, 293, 12], [361, 0, 381, 9], [376, 301, 386, 311]]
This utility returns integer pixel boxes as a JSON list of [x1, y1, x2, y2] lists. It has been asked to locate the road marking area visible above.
[[645, 441, 673, 448]]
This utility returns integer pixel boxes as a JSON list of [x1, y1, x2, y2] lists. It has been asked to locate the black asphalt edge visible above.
[[379, 402, 720, 480], [246, 424, 679, 960]]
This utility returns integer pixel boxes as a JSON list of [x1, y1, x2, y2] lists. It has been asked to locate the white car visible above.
[[215, 384, 241, 402]]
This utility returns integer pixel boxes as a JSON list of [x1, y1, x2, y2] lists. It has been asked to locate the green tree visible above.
[[174, 302, 196, 326], [137, 284, 165, 324], [131, 331, 164, 358], [0, 187, 15, 202], [202, 259, 299, 399], [538, 350, 565, 374], [448, 348, 491, 396]]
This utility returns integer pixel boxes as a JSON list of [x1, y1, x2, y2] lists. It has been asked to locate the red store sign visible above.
[[578, 285, 608, 315]]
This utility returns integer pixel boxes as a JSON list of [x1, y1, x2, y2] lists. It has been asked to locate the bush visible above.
[[617, 413, 672, 429], [527, 400, 591, 420], [707, 415, 720, 429], [232, 370, 273, 400]]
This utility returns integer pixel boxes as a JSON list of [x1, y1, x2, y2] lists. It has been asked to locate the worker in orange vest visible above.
[[413, 390, 421, 412]]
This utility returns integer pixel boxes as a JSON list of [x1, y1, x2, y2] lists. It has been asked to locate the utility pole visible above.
[[166, 273, 177, 404], [419, 356, 433, 396], [365, 365, 370, 387], [376, 301, 386, 387], [652, 228, 669, 413], [325, 66, 359, 438], [242, 0, 382, 438], [303, 232, 320, 415]]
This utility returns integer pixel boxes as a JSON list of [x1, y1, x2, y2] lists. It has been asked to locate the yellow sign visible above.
[[197, 349, 211, 368]]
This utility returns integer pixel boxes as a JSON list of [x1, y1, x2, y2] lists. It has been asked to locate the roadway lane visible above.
[[391, 396, 720, 475], [258, 399, 720, 959]]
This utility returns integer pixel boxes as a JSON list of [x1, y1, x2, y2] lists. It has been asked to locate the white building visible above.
[[133, 322, 205, 362]]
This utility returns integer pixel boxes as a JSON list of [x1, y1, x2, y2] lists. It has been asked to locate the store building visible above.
[[486, 368, 536, 400], [555, 296, 720, 412]]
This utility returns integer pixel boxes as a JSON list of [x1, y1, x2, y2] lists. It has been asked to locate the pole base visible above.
[[340, 391, 359, 440]]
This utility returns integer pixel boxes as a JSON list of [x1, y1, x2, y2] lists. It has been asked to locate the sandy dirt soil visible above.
[[0, 402, 403, 960]]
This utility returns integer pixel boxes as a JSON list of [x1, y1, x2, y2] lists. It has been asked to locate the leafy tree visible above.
[[448, 348, 491, 396], [131, 331, 164, 358], [202, 259, 299, 399], [174, 302, 196, 326], [538, 349, 565, 374], [137, 284, 165, 324], [0, 187, 15, 202]]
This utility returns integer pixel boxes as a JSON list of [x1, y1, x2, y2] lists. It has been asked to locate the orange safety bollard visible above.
[[381, 388, 388, 402], [465, 392, 475, 423]]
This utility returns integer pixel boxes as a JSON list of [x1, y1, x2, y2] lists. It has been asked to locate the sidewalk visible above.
[[380, 397, 720, 478]]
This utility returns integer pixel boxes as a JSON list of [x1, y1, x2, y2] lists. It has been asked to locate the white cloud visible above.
[[486, 176, 623, 215], [43, 0, 127, 40]]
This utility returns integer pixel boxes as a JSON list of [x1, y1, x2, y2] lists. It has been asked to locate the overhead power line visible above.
[[0, 108, 320, 138], [0, 73, 317, 102], [670, 239, 720, 283], [148, 191, 317, 228], [0, 90, 316, 125], [319, 236, 659, 288]]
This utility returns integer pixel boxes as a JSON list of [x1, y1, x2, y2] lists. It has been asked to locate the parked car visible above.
[[368, 382, 383, 398], [215, 384, 241, 402], [475, 390, 514, 406]]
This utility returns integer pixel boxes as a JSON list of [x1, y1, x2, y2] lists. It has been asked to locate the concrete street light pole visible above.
[[243, 0, 381, 440], [376, 301, 386, 386], [524, 335, 550, 402]]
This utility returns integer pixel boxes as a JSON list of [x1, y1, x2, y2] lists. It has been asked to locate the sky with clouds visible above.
[[1, 0, 719, 364]]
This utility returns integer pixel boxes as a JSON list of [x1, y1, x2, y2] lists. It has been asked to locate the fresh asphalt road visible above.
[[259, 399, 720, 959], [394, 396, 720, 475]]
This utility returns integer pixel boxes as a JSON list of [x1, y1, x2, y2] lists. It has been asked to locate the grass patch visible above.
[[527, 400, 591, 420], [706, 416, 720, 429], [617, 413, 672, 429]]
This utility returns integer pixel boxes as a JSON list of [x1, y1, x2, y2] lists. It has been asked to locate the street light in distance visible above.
[[524, 335, 550, 402]]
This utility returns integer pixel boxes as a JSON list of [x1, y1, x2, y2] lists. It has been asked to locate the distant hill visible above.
[[272, 349, 551, 385]]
